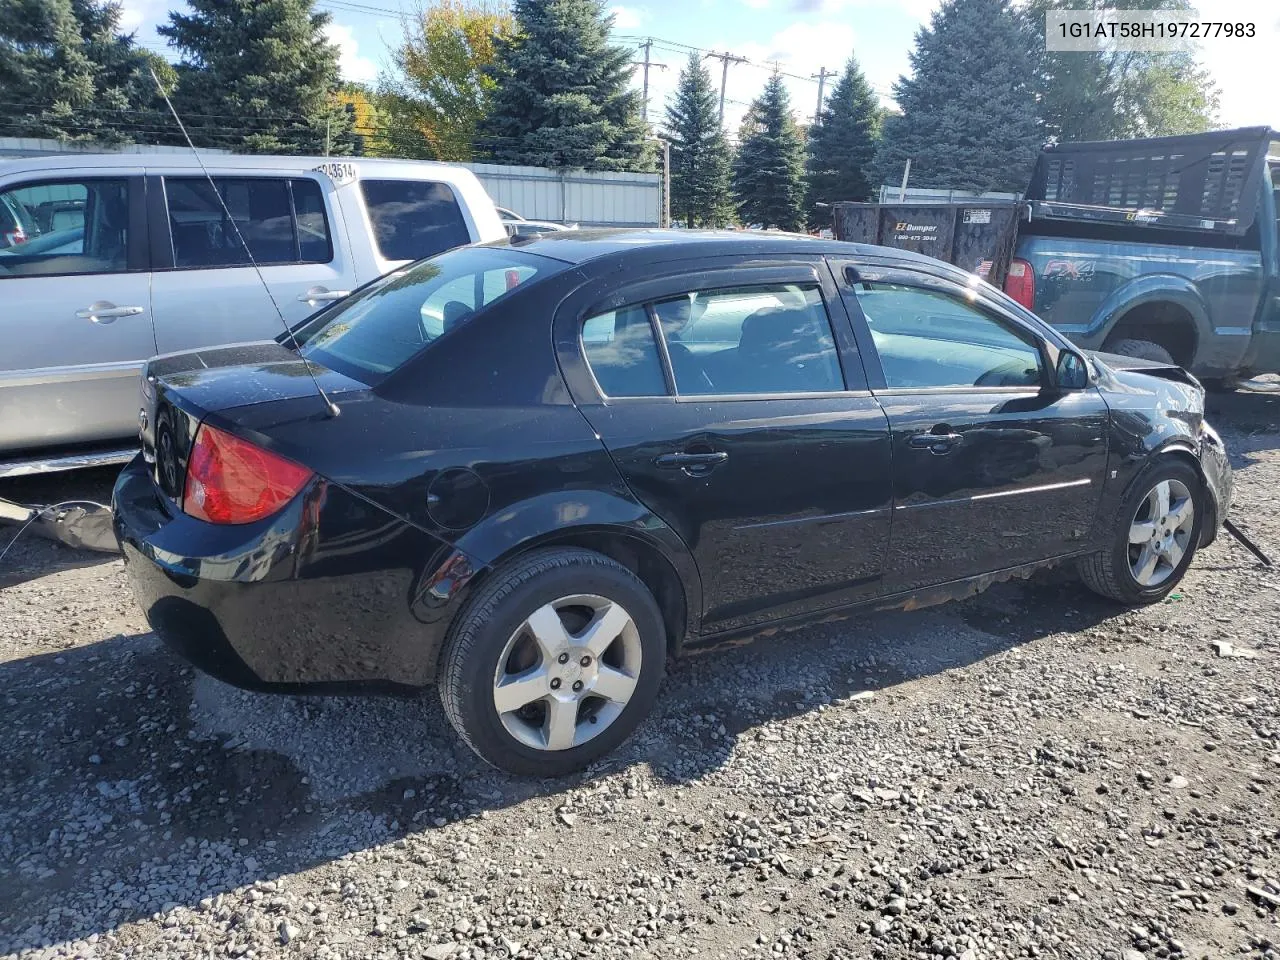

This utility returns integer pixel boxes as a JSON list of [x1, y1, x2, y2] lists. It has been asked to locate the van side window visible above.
[[0, 179, 132, 278], [165, 177, 333, 269], [360, 180, 471, 261]]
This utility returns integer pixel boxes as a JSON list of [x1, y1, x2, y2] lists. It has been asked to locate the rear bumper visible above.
[[113, 455, 475, 692]]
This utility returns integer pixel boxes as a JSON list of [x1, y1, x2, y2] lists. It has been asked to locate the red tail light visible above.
[[1003, 258, 1035, 311], [182, 422, 313, 525]]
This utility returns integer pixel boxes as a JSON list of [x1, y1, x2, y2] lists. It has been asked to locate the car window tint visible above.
[[851, 281, 1042, 389], [361, 179, 471, 261], [0, 180, 129, 277], [654, 284, 844, 396], [296, 247, 565, 384], [166, 177, 331, 268], [580, 305, 667, 397]]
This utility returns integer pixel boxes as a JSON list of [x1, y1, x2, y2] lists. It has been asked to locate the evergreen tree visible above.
[[874, 0, 1041, 194], [0, 0, 155, 143], [1031, 0, 1218, 141], [478, 0, 649, 170], [733, 74, 807, 232], [805, 54, 880, 225], [664, 53, 734, 227], [159, 0, 352, 155]]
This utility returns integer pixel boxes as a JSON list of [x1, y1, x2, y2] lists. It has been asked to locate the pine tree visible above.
[[874, 0, 1041, 194], [806, 54, 880, 225], [733, 75, 807, 232], [0, 0, 155, 143], [159, 0, 352, 155], [664, 54, 734, 227], [478, 0, 650, 170]]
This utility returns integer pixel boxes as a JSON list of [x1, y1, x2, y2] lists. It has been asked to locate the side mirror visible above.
[[1055, 350, 1089, 390]]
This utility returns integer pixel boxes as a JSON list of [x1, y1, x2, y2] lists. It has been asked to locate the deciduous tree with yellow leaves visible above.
[[378, 0, 513, 161]]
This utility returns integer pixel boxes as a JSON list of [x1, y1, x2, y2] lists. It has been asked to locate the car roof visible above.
[[0, 152, 483, 188], [494, 227, 955, 273]]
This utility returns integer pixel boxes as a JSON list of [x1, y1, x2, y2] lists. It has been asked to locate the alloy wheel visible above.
[[1128, 478, 1195, 587], [492, 594, 643, 751]]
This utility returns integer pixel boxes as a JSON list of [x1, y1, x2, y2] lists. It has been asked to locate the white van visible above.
[[0, 154, 506, 474]]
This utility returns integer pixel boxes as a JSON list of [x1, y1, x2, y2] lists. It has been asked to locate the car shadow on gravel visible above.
[[0, 574, 1121, 953]]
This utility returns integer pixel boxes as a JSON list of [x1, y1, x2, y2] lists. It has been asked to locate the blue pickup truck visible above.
[[834, 127, 1280, 387]]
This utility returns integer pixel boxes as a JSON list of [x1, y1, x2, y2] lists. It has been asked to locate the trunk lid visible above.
[[140, 341, 365, 503]]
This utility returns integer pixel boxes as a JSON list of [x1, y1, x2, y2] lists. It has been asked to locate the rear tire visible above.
[[1078, 459, 1203, 605], [1104, 338, 1176, 366], [438, 548, 666, 777]]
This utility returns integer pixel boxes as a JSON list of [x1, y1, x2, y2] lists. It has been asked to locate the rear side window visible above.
[[297, 246, 565, 383], [655, 284, 846, 396], [0, 179, 131, 277], [361, 179, 471, 261], [581, 306, 667, 397], [165, 176, 332, 269]]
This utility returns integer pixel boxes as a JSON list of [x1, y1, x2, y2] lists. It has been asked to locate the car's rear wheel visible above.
[[1079, 460, 1203, 605], [438, 548, 665, 776]]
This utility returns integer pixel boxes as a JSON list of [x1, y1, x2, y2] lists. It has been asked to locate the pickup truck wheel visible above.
[[1104, 338, 1175, 366], [1078, 460, 1203, 605], [438, 548, 666, 777]]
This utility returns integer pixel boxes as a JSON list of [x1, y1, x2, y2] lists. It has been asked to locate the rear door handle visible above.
[[297, 287, 351, 304], [76, 302, 144, 323], [909, 432, 963, 453], [654, 451, 728, 476]]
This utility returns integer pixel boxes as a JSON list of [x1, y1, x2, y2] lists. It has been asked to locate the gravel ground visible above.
[[2, 386, 1279, 960]]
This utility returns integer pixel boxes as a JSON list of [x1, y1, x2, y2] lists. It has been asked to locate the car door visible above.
[[832, 259, 1110, 591], [557, 260, 894, 636], [149, 173, 356, 353], [0, 174, 155, 454]]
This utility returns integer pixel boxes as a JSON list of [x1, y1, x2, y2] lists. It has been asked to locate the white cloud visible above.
[[324, 22, 379, 85], [608, 5, 645, 30]]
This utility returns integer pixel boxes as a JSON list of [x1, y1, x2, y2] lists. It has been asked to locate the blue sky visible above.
[[120, 0, 1277, 136]]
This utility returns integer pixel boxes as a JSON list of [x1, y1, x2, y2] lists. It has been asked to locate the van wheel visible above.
[[1104, 338, 1175, 366], [438, 548, 666, 777], [1078, 460, 1203, 605]]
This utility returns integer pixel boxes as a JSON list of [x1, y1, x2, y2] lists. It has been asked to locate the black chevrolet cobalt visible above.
[[114, 231, 1232, 775]]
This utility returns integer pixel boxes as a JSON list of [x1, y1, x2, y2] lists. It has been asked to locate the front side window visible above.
[[165, 177, 332, 268], [851, 281, 1043, 389], [0, 179, 130, 277], [296, 246, 564, 383], [361, 179, 471, 261], [654, 284, 845, 396]]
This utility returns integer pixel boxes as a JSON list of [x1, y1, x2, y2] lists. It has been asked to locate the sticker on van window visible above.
[[312, 161, 357, 185]]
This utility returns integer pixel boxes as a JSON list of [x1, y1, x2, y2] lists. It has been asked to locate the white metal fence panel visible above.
[[463, 162, 660, 227]]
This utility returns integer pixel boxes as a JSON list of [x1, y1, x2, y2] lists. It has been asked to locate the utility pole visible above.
[[812, 66, 834, 124], [703, 50, 749, 128], [637, 40, 668, 122]]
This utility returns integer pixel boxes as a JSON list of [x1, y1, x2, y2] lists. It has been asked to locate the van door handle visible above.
[[655, 451, 728, 476], [909, 432, 963, 454], [76, 302, 144, 324], [298, 287, 351, 304]]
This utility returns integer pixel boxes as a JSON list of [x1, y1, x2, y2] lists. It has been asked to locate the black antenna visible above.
[[148, 66, 340, 418]]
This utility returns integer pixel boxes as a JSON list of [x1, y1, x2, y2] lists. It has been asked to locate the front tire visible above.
[[1103, 338, 1176, 366], [438, 548, 666, 777], [1079, 460, 1203, 605]]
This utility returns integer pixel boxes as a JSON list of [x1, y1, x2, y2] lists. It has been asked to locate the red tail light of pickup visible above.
[[1003, 258, 1036, 311]]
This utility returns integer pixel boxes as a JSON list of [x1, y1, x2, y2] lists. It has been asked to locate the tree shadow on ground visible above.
[[0, 575, 1120, 953]]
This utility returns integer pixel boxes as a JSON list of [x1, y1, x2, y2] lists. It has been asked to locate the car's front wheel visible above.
[[1079, 460, 1203, 604], [438, 548, 666, 777]]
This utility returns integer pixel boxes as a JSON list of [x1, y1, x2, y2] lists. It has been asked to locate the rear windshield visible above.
[[296, 246, 565, 383]]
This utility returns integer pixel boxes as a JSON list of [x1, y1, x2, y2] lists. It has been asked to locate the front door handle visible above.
[[909, 432, 963, 454], [298, 287, 351, 304], [76, 302, 144, 324], [654, 451, 729, 476]]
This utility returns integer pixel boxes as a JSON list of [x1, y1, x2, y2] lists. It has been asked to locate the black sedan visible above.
[[114, 231, 1232, 776]]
